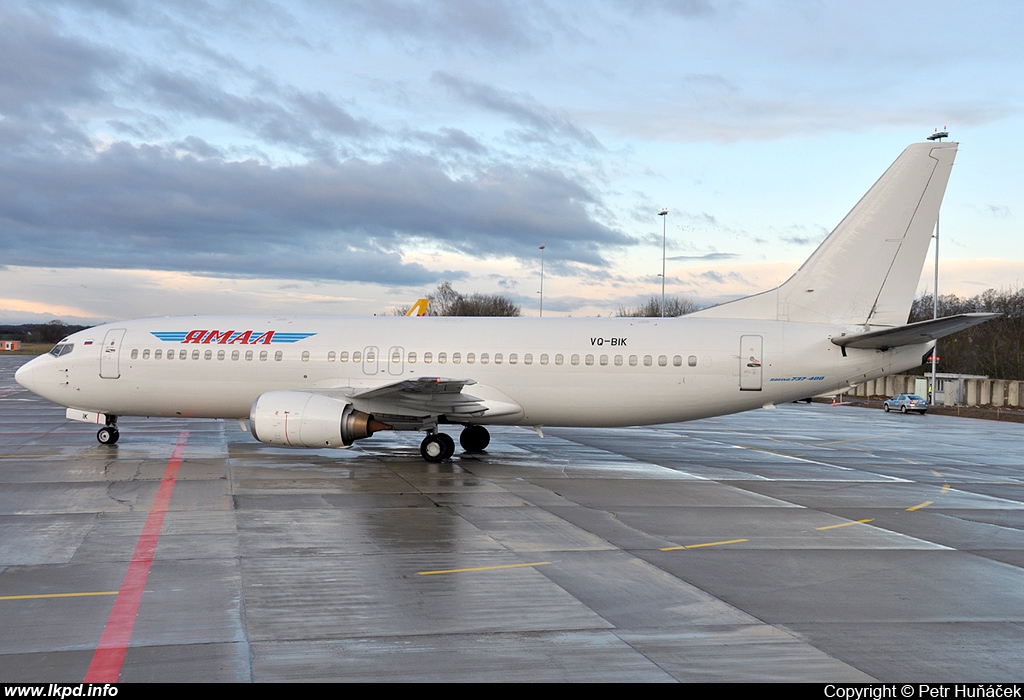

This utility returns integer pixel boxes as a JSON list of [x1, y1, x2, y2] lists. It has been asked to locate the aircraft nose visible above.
[[15, 358, 39, 393]]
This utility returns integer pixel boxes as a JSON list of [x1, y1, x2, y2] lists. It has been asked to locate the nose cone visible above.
[[15, 357, 40, 394]]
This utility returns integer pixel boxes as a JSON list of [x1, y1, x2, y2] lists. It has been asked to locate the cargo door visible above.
[[739, 335, 763, 391]]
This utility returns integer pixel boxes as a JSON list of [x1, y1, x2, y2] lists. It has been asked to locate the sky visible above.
[[1, 0, 1021, 324]]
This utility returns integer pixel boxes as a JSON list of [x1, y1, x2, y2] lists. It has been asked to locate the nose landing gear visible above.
[[97, 417, 119, 445]]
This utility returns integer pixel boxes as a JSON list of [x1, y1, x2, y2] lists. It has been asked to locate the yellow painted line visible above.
[[907, 501, 934, 511], [899, 458, 920, 464], [418, 562, 550, 576], [660, 538, 749, 551], [817, 519, 873, 530], [930, 469, 943, 476], [0, 591, 118, 601], [942, 484, 951, 493]]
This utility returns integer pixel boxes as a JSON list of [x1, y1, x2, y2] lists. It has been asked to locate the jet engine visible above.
[[250, 391, 389, 448]]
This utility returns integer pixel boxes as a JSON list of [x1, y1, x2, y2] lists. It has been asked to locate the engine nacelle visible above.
[[249, 391, 387, 448]]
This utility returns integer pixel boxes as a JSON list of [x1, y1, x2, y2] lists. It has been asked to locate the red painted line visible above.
[[84, 431, 190, 683]]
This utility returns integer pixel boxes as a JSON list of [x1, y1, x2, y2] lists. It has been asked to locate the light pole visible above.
[[658, 208, 668, 317], [538, 243, 545, 318], [926, 129, 948, 403]]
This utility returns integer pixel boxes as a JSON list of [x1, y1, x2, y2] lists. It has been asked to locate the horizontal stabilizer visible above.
[[831, 313, 999, 350]]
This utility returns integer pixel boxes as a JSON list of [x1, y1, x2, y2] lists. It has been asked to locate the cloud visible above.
[[668, 252, 738, 261], [0, 140, 631, 283], [432, 72, 603, 150]]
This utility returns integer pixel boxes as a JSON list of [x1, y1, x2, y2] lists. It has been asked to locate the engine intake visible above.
[[250, 391, 389, 448]]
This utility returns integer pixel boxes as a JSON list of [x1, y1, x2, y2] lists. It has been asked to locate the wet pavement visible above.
[[1, 355, 1022, 682]]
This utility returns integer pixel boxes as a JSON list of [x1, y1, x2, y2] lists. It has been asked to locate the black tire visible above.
[[97, 426, 119, 445], [420, 435, 445, 462], [438, 433, 455, 459], [883, 404, 890, 412], [420, 433, 455, 462], [901, 405, 907, 414], [460, 425, 490, 452]]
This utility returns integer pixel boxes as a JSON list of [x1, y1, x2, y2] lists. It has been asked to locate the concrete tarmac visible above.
[[1, 355, 1022, 682]]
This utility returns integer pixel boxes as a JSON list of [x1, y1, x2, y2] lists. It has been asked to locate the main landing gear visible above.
[[97, 417, 119, 445], [420, 432, 455, 462], [459, 425, 490, 452], [419, 426, 491, 462]]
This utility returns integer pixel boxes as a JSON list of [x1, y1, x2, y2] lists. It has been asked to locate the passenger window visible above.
[[154, 349, 162, 360], [181, 349, 189, 360], [570, 354, 579, 366], [217, 349, 225, 360], [600, 355, 608, 366], [328, 351, 336, 362], [275, 351, 283, 361], [555, 354, 564, 365], [424, 352, 433, 364], [494, 353, 503, 364], [673, 355, 682, 367], [629, 355, 638, 366], [391, 350, 401, 363], [508, 353, 517, 365], [232, 350, 240, 361], [259, 351, 268, 361], [340, 351, 349, 362], [353, 351, 362, 362], [366, 351, 376, 362], [204, 349, 212, 360], [408, 352, 417, 363], [451, 352, 460, 364], [130, 349, 139, 359], [688, 355, 697, 367], [143, 349, 150, 360], [191, 349, 200, 360], [539, 353, 548, 365], [524, 353, 533, 365], [302, 351, 310, 362], [467, 353, 475, 364], [438, 352, 447, 364], [614, 355, 622, 366], [643, 355, 652, 366], [245, 350, 253, 361], [585, 354, 595, 366], [658, 355, 667, 367], [481, 353, 489, 365]]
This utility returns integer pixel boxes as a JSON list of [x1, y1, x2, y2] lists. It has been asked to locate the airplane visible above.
[[406, 298, 429, 317], [15, 140, 998, 462]]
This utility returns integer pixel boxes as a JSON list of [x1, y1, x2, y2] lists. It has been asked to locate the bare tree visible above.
[[909, 288, 1024, 380], [385, 282, 521, 317], [617, 295, 701, 317]]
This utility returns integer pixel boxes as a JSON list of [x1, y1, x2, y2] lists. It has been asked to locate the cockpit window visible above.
[[48, 343, 74, 357]]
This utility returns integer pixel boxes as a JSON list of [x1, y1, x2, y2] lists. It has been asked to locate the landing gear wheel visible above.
[[438, 432, 455, 457], [883, 404, 890, 412], [97, 426, 120, 445], [420, 433, 455, 462], [460, 425, 490, 452]]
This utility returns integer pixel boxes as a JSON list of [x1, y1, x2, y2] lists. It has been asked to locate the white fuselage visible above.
[[15, 315, 927, 428]]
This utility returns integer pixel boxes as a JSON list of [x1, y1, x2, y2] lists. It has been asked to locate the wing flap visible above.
[[313, 377, 522, 423]]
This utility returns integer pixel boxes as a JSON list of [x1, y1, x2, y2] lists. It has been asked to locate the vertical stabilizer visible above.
[[693, 141, 958, 326]]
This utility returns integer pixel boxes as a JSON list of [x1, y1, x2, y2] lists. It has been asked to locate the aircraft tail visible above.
[[692, 141, 958, 326]]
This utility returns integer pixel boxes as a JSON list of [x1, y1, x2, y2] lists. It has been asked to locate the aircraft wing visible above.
[[313, 377, 522, 428], [831, 313, 999, 350]]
